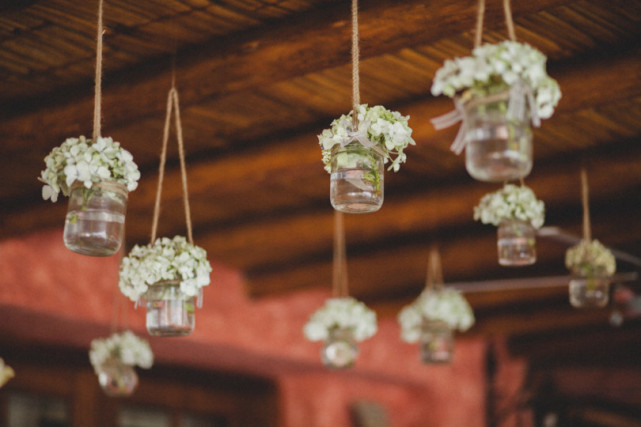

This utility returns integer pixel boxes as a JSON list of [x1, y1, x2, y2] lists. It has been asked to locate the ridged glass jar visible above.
[[330, 142, 384, 214], [321, 328, 358, 369], [464, 93, 532, 182], [420, 320, 454, 364], [569, 266, 611, 308], [63, 180, 128, 256], [497, 220, 537, 266], [145, 280, 195, 337], [96, 358, 138, 397]]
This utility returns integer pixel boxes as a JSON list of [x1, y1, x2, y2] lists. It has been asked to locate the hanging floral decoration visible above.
[[119, 235, 212, 302], [398, 288, 475, 343], [39, 135, 140, 203], [318, 104, 415, 173], [565, 239, 616, 277], [304, 297, 377, 343], [89, 330, 153, 372], [0, 358, 14, 388], [473, 184, 545, 228]]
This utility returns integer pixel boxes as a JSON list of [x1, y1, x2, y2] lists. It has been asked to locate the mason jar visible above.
[[321, 328, 358, 369], [63, 180, 128, 256], [145, 280, 195, 337], [330, 142, 384, 214], [497, 220, 537, 266], [420, 320, 454, 364], [96, 358, 138, 397], [464, 92, 532, 182], [569, 266, 611, 308]]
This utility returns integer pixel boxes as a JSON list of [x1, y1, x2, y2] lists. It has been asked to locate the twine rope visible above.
[[503, 0, 517, 42], [581, 168, 592, 242], [332, 210, 349, 298], [425, 246, 444, 291], [474, 0, 517, 48], [150, 84, 194, 245], [93, 0, 104, 141], [351, 0, 360, 131]]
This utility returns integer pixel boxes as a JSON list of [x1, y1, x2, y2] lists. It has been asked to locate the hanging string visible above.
[[474, 0, 485, 48], [425, 246, 444, 291], [93, 0, 104, 141], [581, 167, 592, 242], [351, 0, 360, 131], [332, 210, 349, 298], [503, 0, 517, 41], [150, 78, 194, 245]]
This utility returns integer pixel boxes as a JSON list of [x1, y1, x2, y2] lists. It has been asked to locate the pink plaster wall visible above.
[[1, 229, 492, 427]]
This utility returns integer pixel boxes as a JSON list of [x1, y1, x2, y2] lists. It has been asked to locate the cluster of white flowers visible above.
[[474, 184, 545, 228], [0, 358, 14, 388], [40, 136, 140, 202], [398, 288, 474, 343], [565, 239, 616, 277], [304, 297, 377, 342], [89, 331, 153, 372], [318, 104, 415, 173], [119, 235, 212, 302], [431, 41, 561, 119]]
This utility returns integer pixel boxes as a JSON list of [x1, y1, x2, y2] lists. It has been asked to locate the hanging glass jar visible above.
[[464, 91, 533, 182], [330, 142, 384, 214], [145, 280, 195, 337], [63, 180, 128, 256], [569, 266, 611, 308], [420, 320, 454, 364], [497, 219, 537, 266], [96, 358, 138, 397], [321, 328, 358, 369]]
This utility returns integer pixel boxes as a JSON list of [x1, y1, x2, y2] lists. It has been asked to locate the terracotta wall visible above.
[[0, 229, 500, 427]]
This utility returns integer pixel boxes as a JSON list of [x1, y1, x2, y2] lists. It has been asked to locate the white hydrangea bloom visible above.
[[119, 235, 212, 301], [398, 288, 474, 343], [318, 104, 415, 173], [565, 239, 616, 277], [89, 330, 153, 373], [39, 136, 140, 202], [474, 184, 545, 228], [304, 297, 378, 342], [431, 41, 561, 119]]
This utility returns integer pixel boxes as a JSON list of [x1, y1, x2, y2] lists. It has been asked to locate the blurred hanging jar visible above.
[[39, 136, 140, 256], [419, 319, 455, 364], [430, 41, 561, 182], [89, 331, 153, 397], [119, 236, 212, 337], [321, 327, 359, 369], [319, 104, 415, 214], [474, 184, 545, 266], [566, 239, 616, 308]]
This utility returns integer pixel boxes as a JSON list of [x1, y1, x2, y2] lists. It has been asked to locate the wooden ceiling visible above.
[[2, 0, 641, 336]]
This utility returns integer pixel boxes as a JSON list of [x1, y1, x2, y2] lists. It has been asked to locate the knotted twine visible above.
[[431, 0, 539, 155], [581, 167, 592, 242], [93, 0, 104, 141], [424, 246, 444, 292]]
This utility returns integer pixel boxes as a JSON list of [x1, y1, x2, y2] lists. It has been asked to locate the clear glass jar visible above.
[[420, 320, 454, 364], [63, 180, 128, 256], [464, 93, 532, 182], [96, 358, 138, 397], [569, 266, 611, 308], [145, 280, 195, 337], [497, 220, 537, 266], [330, 142, 384, 214], [321, 328, 358, 369]]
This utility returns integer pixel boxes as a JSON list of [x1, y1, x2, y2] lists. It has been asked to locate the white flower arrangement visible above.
[[0, 358, 14, 388], [318, 104, 415, 173], [474, 184, 545, 228], [40, 135, 140, 203], [89, 330, 153, 372], [119, 235, 212, 302], [398, 288, 474, 343], [565, 239, 616, 277], [431, 41, 561, 119], [304, 297, 377, 342]]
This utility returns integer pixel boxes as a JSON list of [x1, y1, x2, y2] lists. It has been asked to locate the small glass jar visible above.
[[464, 92, 532, 182], [96, 358, 138, 397], [569, 266, 611, 308], [321, 328, 358, 369], [420, 320, 454, 364], [330, 141, 384, 214], [63, 180, 128, 257], [145, 280, 195, 337], [497, 220, 537, 266]]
